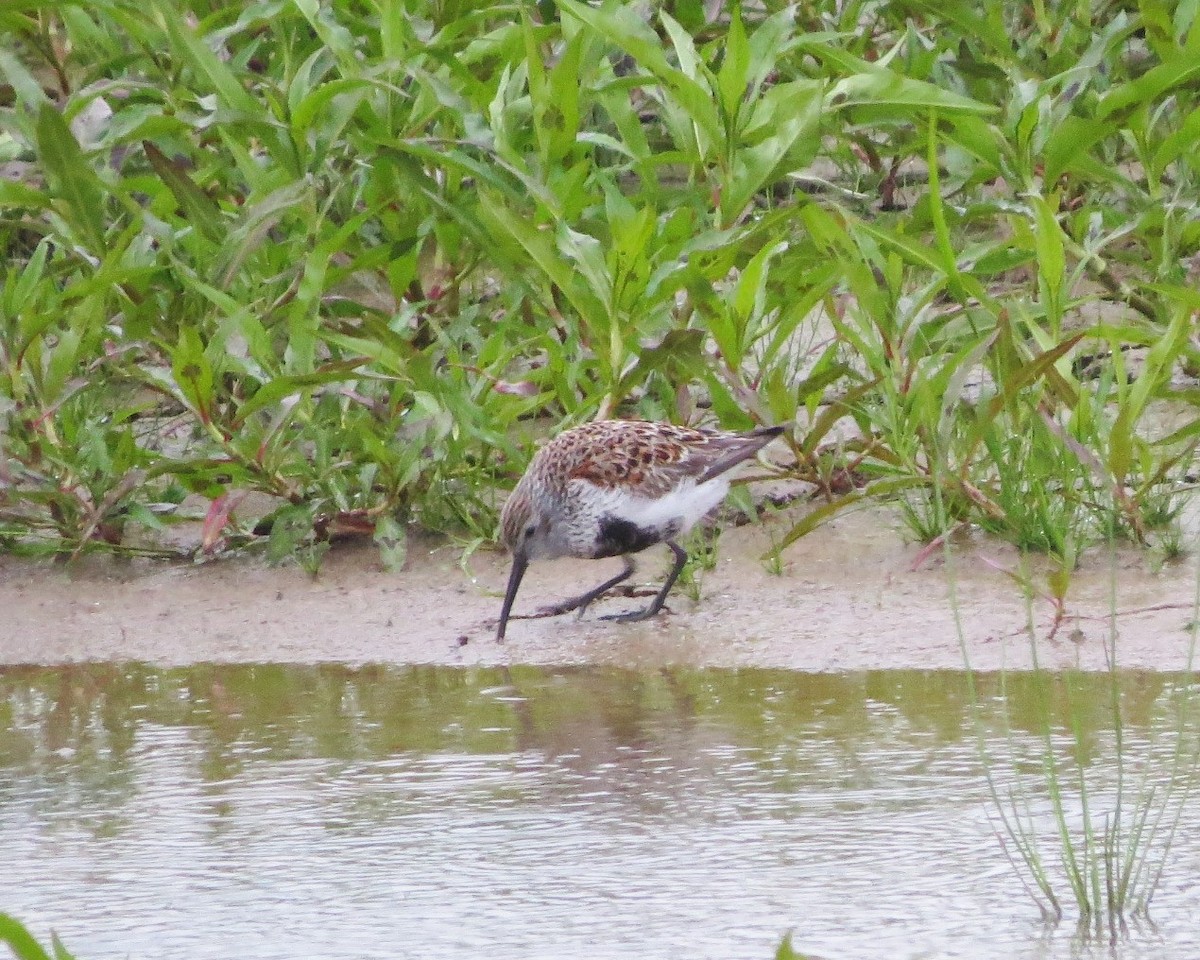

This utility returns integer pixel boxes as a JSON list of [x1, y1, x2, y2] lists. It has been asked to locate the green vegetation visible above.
[[948, 546, 1200, 932], [2, 0, 1198, 563], [5, 0, 1200, 940], [976, 660, 1198, 933], [0, 913, 75, 960]]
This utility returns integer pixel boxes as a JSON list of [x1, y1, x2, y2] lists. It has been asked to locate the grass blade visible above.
[[34, 102, 106, 250]]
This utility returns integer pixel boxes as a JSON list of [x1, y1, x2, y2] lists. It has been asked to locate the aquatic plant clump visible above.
[[949, 549, 1200, 935], [2, 1, 1199, 565]]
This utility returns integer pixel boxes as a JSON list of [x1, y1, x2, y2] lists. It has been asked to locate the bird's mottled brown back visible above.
[[532, 420, 776, 499], [564, 421, 699, 493]]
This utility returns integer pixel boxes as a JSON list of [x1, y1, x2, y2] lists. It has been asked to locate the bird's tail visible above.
[[697, 424, 790, 484]]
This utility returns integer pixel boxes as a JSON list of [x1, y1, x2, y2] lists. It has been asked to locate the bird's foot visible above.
[[532, 586, 661, 621], [533, 599, 587, 618], [598, 604, 672, 624], [611, 585, 659, 599], [497, 603, 579, 624]]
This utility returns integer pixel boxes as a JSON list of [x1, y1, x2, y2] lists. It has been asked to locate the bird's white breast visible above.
[[571, 476, 731, 537]]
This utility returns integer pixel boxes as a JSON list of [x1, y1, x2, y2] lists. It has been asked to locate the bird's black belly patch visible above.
[[595, 515, 676, 558]]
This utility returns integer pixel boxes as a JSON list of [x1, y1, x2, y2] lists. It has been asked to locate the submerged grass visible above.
[[1, 0, 1198, 565], [947, 514, 1200, 932]]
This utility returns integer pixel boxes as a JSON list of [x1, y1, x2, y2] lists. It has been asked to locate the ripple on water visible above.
[[0, 665, 1197, 960]]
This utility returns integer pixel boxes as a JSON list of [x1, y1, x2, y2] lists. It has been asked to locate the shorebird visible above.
[[495, 419, 786, 641]]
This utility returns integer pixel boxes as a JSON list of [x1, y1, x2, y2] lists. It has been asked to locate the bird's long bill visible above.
[[496, 550, 528, 642]]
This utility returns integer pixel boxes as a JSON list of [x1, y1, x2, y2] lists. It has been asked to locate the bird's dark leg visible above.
[[601, 540, 688, 623], [535, 556, 636, 619]]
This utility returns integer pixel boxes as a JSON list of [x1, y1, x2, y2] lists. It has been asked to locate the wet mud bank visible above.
[[1, 508, 1196, 672]]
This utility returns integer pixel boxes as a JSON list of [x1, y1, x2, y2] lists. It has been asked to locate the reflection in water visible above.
[[1, 665, 1197, 960]]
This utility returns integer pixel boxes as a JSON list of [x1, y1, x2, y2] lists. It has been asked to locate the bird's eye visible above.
[[524, 524, 536, 539]]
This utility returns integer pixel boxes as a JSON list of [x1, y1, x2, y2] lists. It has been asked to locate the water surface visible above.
[[2, 665, 1197, 959]]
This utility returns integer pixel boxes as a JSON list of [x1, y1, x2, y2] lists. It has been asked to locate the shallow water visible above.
[[1, 665, 1198, 960]]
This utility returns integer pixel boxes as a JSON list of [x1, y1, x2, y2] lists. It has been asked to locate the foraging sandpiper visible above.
[[495, 419, 786, 641]]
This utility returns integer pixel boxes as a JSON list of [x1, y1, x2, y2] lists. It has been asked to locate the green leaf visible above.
[[0, 46, 49, 110], [217, 178, 312, 288], [938, 331, 999, 450], [745, 8, 801, 96], [716, 6, 750, 126], [170, 326, 215, 425], [9, 236, 50, 315], [827, 70, 996, 115], [477, 191, 606, 325], [266, 503, 317, 564], [659, 9, 706, 84], [854, 220, 946, 275], [144, 141, 225, 243], [1043, 115, 1113, 185], [1030, 195, 1065, 325], [615, 328, 706, 397], [541, 25, 583, 163], [1108, 402, 1134, 482], [760, 262, 840, 370], [966, 333, 1084, 453], [1125, 303, 1191, 418], [234, 360, 370, 424], [1152, 103, 1200, 179], [723, 79, 821, 219], [942, 113, 1004, 175], [289, 76, 371, 145], [35, 102, 106, 250], [290, 0, 358, 70], [1098, 54, 1200, 120], [925, 110, 966, 299], [771, 477, 928, 555], [557, 0, 721, 149], [0, 913, 56, 960], [373, 513, 408, 572], [152, 0, 260, 115], [901, 0, 1013, 60], [733, 238, 785, 326]]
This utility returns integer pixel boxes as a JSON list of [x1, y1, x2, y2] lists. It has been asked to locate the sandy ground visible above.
[[2, 506, 1197, 672]]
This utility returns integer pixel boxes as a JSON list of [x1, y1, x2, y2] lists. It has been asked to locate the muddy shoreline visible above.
[[2, 507, 1197, 672]]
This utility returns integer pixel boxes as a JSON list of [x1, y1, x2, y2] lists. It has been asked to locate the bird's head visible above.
[[496, 483, 553, 642]]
